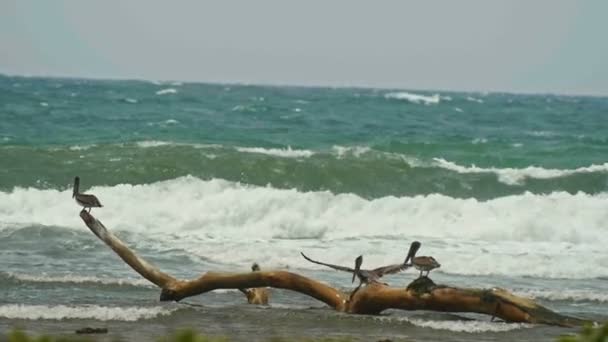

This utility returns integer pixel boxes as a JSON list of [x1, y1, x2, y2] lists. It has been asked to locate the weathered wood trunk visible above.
[[79, 210, 585, 327]]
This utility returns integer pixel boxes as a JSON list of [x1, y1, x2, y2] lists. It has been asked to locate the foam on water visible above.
[[3, 272, 153, 287], [1, 177, 607, 278], [384, 92, 441, 104], [68, 144, 95, 151], [406, 319, 532, 332], [0, 304, 175, 321], [155, 88, 177, 95], [235, 146, 314, 158], [466, 96, 484, 104], [135, 140, 172, 148], [331, 145, 372, 158], [434, 158, 608, 185], [512, 289, 608, 303]]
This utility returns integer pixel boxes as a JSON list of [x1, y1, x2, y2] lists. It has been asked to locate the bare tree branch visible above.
[[78, 210, 585, 327]]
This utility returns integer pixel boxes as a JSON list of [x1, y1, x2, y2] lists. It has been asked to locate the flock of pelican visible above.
[[72, 176, 441, 294], [301, 240, 440, 293]]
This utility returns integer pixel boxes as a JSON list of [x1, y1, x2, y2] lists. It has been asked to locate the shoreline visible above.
[[0, 306, 579, 342]]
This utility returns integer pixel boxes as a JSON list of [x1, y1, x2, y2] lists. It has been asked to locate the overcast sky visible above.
[[1, 1, 607, 95]]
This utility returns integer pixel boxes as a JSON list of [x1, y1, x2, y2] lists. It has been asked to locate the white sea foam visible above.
[[406, 319, 531, 332], [0, 304, 174, 321], [40, 102, 49, 107], [384, 92, 441, 105], [236, 146, 314, 158], [433, 158, 608, 185], [5, 272, 154, 287], [528, 130, 557, 137], [466, 96, 484, 104], [330, 146, 423, 166], [124, 98, 138, 104], [132, 140, 221, 149], [69, 144, 95, 151], [332, 145, 371, 158], [135, 140, 171, 148], [1, 177, 608, 279], [155, 88, 178, 95], [512, 289, 608, 303]]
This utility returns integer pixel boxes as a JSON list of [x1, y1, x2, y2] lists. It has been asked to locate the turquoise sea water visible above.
[[1, 75, 607, 340]]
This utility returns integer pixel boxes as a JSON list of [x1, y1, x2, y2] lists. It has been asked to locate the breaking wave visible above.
[[0, 304, 175, 321], [1, 272, 153, 288], [1, 177, 607, 279], [433, 158, 608, 185]]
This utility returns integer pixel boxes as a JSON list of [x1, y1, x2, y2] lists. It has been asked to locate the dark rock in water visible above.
[[75, 327, 108, 334]]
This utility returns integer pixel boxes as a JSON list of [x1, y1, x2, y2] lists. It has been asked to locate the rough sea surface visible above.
[[1, 74, 607, 341]]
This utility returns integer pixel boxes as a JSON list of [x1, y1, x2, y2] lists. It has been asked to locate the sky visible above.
[[1, 1, 607, 95]]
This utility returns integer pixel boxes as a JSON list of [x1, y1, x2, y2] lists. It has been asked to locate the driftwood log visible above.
[[79, 210, 584, 327]]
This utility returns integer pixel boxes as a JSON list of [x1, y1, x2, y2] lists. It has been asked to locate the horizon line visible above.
[[1, 71, 606, 99]]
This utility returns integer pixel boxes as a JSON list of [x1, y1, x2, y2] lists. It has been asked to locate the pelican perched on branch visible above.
[[73, 176, 103, 213], [404, 241, 441, 278], [238, 262, 270, 305]]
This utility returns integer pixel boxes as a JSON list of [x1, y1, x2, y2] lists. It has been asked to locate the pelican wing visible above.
[[371, 263, 409, 277], [300, 252, 354, 273]]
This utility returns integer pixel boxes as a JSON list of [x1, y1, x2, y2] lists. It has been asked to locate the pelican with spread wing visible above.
[[300, 252, 408, 287]]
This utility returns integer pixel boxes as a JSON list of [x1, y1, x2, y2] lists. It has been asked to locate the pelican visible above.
[[404, 241, 441, 278], [300, 252, 408, 287], [238, 262, 269, 305], [73, 176, 103, 213]]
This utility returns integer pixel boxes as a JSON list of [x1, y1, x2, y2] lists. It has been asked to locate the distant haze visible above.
[[1, 0, 607, 95]]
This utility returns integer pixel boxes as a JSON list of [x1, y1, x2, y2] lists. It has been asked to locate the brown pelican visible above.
[[73, 176, 103, 212], [238, 262, 269, 305], [404, 241, 441, 277], [301, 252, 408, 289]]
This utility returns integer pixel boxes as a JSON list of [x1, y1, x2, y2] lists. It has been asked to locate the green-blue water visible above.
[[2, 75, 608, 198], [1, 75, 607, 340]]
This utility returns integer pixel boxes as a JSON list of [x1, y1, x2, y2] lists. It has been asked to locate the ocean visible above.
[[1, 74, 607, 341]]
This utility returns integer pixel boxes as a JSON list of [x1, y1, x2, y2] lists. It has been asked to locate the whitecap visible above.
[[385, 92, 440, 104], [155, 88, 177, 95], [466, 96, 484, 104], [433, 158, 608, 185], [135, 140, 172, 148], [69, 144, 95, 151], [331, 145, 371, 158], [236, 146, 314, 158]]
